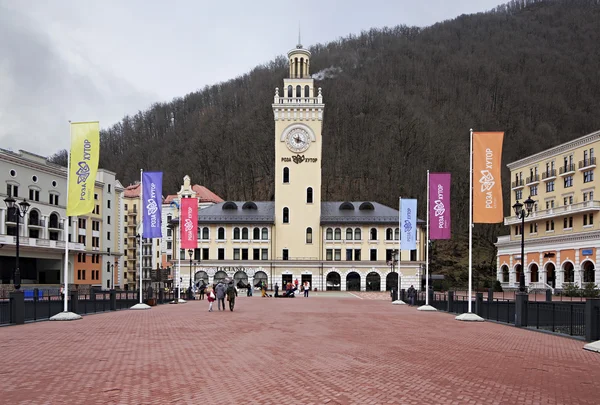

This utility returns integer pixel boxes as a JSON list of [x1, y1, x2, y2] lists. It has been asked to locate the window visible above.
[[167, 241, 172, 249], [125, 204, 128, 211], [306, 227, 313, 244], [394, 228, 400, 240], [334, 249, 341, 261], [108, 184, 111, 193], [546, 220, 554, 231], [346, 228, 352, 240], [370, 228, 377, 240], [546, 181, 554, 193], [233, 227, 240, 239], [304, 85, 310, 97], [326, 249, 333, 261], [283, 167, 289, 183], [261, 227, 268, 240], [334, 228, 341, 240], [326, 228, 333, 240], [346, 249, 353, 261], [253, 248, 260, 260], [515, 190, 523, 200], [78, 235, 86, 244], [29, 189, 39, 201], [107, 200, 111, 209], [218, 227, 225, 240], [410, 250, 417, 261], [563, 216, 573, 229], [370, 249, 377, 261], [564, 176, 573, 188], [530, 185, 538, 196], [261, 249, 268, 260], [386, 228, 393, 241], [306, 187, 313, 203], [94, 193, 98, 200], [241, 248, 248, 260], [167, 228, 172, 237], [253, 227, 260, 240], [282, 249, 289, 261], [49, 193, 59, 205], [202, 227, 209, 240], [354, 249, 361, 261], [283, 208, 289, 223], [354, 228, 361, 240], [107, 232, 111, 240], [6, 184, 18, 197], [515, 225, 521, 236], [296, 85, 301, 97], [241, 227, 248, 240], [529, 223, 538, 234], [584, 170, 594, 183], [107, 216, 111, 225], [218, 248, 225, 260], [546, 200, 555, 210], [287, 85, 292, 97]]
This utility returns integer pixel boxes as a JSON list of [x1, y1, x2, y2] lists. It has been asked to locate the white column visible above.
[[381, 274, 387, 292], [360, 272, 366, 291]]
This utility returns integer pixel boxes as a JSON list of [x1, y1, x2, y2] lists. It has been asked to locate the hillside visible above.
[[50, 0, 600, 286]]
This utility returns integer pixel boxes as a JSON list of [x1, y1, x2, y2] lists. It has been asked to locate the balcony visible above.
[[559, 164, 575, 176], [0, 234, 84, 251], [504, 200, 600, 225], [48, 221, 64, 230], [127, 208, 137, 215], [511, 179, 524, 189], [28, 218, 45, 228], [578, 157, 596, 171], [526, 174, 540, 185], [542, 169, 557, 181]]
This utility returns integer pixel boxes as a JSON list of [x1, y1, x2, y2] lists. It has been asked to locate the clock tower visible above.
[[272, 42, 324, 261]]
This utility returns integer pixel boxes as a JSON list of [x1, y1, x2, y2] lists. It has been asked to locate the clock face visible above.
[[285, 129, 311, 153]]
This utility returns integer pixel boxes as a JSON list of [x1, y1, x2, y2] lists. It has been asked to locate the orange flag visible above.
[[473, 132, 504, 223]]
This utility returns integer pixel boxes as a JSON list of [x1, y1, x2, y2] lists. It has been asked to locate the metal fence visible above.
[[480, 299, 516, 324], [527, 302, 586, 337]]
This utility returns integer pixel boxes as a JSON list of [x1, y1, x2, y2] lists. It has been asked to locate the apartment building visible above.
[[496, 129, 600, 291]]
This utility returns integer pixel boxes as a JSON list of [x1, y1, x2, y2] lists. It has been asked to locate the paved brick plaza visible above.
[[1, 292, 599, 405]]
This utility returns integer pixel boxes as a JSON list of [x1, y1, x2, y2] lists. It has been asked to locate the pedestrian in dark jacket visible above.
[[408, 285, 416, 306], [215, 282, 227, 311]]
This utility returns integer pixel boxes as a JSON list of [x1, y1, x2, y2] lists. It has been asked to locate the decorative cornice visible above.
[[507, 129, 600, 170], [496, 230, 600, 249]]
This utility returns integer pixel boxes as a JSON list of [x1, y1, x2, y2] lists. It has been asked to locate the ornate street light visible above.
[[4, 195, 30, 290], [188, 249, 193, 300], [513, 196, 536, 292]]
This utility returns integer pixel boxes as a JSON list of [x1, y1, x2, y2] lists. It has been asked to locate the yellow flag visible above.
[[66, 122, 100, 216]]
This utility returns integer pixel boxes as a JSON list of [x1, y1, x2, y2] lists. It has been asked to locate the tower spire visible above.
[[297, 22, 302, 48]]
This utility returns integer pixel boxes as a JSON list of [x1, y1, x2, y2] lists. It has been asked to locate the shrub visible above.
[[493, 280, 503, 292], [582, 282, 599, 298], [563, 283, 581, 297]]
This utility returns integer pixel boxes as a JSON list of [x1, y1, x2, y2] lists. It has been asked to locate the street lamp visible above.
[[386, 249, 399, 294], [110, 263, 114, 290], [4, 195, 30, 290], [512, 196, 536, 292], [188, 249, 193, 300]]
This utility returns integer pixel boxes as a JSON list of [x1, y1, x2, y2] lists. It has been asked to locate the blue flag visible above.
[[400, 199, 417, 250], [142, 171, 162, 238]]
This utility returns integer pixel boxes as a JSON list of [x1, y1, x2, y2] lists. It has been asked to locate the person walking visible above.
[[247, 283, 252, 297], [408, 285, 416, 306], [274, 283, 279, 297], [303, 281, 310, 298], [206, 288, 215, 312], [215, 281, 227, 311], [226, 282, 238, 311], [199, 282, 206, 300]]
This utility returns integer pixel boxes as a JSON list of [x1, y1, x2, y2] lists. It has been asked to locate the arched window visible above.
[[394, 228, 400, 240], [386, 228, 393, 241], [283, 208, 289, 224], [502, 265, 509, 282], [307, 187, 313, 203], [296, 85, 301, 97], [370, 228, 378, 240], [306, 227, 313, 244], [253, 227, 260, 240], [300, 58, 304, 78], [233, 227, 240, 240], [304, 85, 310, 97], [326, 228, 333, 240], [218, 227, 225, 240], [261, 227, 268, 240], [241, 227, 248, 240], [346, 228, 353, 240], [283, 167, 289, 183], [197, 226, 202, 239], [202, 227, 209, 240], [354, 228, 361, 240], [287, 85, 293, 97], [294, 58, 298, 77], [334, 228, 341, 240]]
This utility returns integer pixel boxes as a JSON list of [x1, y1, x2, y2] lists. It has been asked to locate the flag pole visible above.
[[131, 169, 150, 309], [418, 171, 436, 311], [177, 200, 182, 302], [392, 197, 405, 305]]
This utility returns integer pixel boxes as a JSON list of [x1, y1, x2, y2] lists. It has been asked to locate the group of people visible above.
[[195, 280, 237, 312], [272, 279, 311, 298]]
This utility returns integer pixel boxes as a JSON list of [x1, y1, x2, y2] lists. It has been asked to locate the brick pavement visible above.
[[0, 294, 599, 404]]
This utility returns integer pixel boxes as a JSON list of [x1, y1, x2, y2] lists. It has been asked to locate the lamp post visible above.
[[110, 263, 114, 290], [512, 196, 536, 293], [188, 249, 193, 300], [386, 249, 399, 294], [4, 195, 30, 290]]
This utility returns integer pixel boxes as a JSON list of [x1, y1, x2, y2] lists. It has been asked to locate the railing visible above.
[[526, 174, 540, 184], [28, 218, 45, 227], [578, 157, 596, 170], [511, 179, 524, 188], [528, 302, 585, 337], [559, 164, 575, 175], [274, 96, 322, 105], [48, 222, 64, 230], [504, 200, 600, 224], [542, 169, 557, 180], [480, 299, 515, 324]]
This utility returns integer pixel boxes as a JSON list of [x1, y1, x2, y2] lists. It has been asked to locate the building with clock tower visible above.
[[169, 42, 426, 294]]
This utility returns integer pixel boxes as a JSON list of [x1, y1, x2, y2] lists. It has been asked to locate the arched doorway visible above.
[[234, 271, 249, 288], [386, 272, 398, 291], [326, 272, 341, 291], [346, 272, 360, 291], [501, 265, 509, 282], [194, 271, 208, 286], [562, 262, 575, 283], [529, 263, 539, 283], [254, 271, 268, 289], [515, 264, 522, 286], [213, 271, 227, 284], [583, 261, 595, 283], [545, 263, 556, 288], [366, 272, 380, 291]]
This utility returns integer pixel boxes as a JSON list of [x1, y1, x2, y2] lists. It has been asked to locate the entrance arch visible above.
[[346, 272, 360, 291], [545, 262, 556, 288], [326, 272, 341, 291], [213, 271, 227, 284], [529, 263, 539, 283], [582, 261, 595, 283], [562, 262, 575, 283], [234, 271, 249, 288], [366, 272, 380, 291], [254, 271, 268, 288], [514, 264, 522, 285], [501, 265, 509, 282], [386, 272, 398, 291], [194, 271, 208, 285]]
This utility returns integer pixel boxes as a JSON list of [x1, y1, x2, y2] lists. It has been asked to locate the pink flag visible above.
[[180, 198, 198, 249], [429, 173, 451, 240]]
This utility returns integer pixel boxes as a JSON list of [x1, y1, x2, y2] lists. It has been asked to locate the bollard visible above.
[[515, 292, 528, 327], [448, 291, 454, 313], [110, 289, 116, 311], [585, 299, 600, 341], [546, 289, 552, 302], [400, 289, 406, 302], [475, 292, 484, 316], [428, 288, 434, 305], [10, 290, 25, 325], [488, 288, 494, 302], [159, 288, 164, 304], [70, 291, 79, 314]]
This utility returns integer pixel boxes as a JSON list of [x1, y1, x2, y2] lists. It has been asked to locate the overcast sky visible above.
[[0, 0, 502, 156]]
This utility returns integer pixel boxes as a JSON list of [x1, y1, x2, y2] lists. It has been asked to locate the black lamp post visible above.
[[110, 263, 114, 290], [512, 196, 536, 293], [386, 249, 399, 293], [188, 249, 193, 300], [4, 195, 30, 290]]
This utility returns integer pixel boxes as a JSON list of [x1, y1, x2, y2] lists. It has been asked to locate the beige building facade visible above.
[[496, 129, 600, 291], [171, 43, 426, 292]]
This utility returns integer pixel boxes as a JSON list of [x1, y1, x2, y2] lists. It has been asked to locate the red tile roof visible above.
[[164, 185, 223, 204], [124, 183, 141, 198]]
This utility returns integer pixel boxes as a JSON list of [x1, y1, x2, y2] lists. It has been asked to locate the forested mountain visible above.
[[50, 0, 600, 285]]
